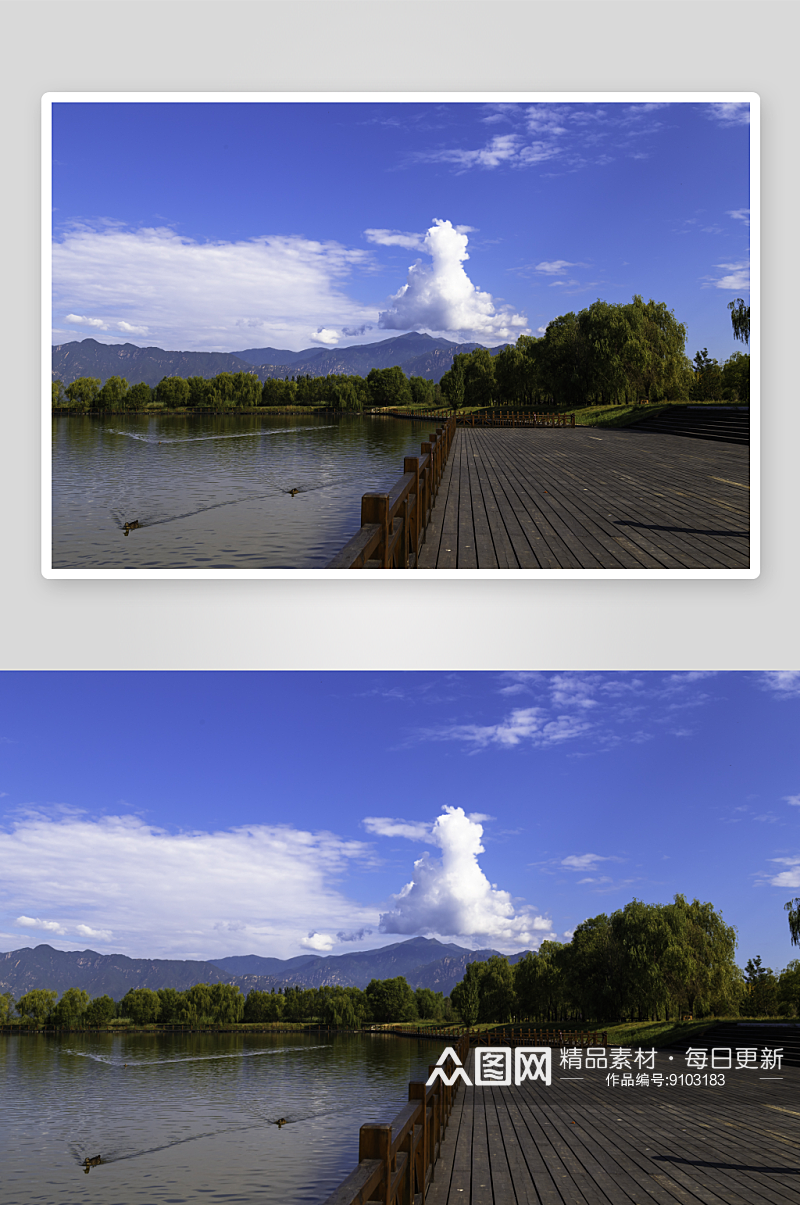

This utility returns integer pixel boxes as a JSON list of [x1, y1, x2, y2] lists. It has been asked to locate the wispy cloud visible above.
[[764, 856, 800, 890], [0, 811, 376, 959], [707, 103, 750, 127], [53, 224, 377, 353], [761, 672, 800, 699]]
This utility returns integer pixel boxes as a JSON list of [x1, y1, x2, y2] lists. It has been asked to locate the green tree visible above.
[[414, 988, 445, 1021], [778, 960, 800, 1016], [728, 297, 750, 345], [409, 376, 435, 408], [154, 376, 191, 407], [0, 991, 15, 1023], [156, 988, 185, 1024], [663, 894, 740, 1016], [478, 955, 516, 1023], [52, 380, 66, 408], [126, 381, 152, 409], [16, 989, 58, 1026], [120, 987, 162, 1025], [439, 355, 466, 410], [691, 349, 722, 401], [462, 347, 496, 409], [512, 943, 566, 1022], [262, 377, 298, 407], [84, 995, 117, 1026], [367, 366, 412, 409], [720, 351, 750, 403], [96, 375, 129, 411], [52, 987, 90, 1026], [785, 898, 800, 945], [365, 976, 418, 1023], [450, 961, 485, 1027], [208, 983, 244, 1023], [65, 377, 101, 411], [742, 956, 779, 1016], [243, 989, 285, 1023]]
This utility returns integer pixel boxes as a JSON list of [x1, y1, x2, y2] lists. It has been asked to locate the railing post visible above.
[[359, 1123, 392, 1205], [404, 456, 421, 565], [361, 493, 390, 568], [409, 1082, 429, 1203]]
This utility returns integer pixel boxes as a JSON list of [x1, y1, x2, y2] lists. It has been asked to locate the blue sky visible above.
[[0, 671, 796, 976], [50, 98, 751, 363]]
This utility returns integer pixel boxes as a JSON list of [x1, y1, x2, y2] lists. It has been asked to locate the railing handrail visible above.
[[326, 416, 457, 569], [323, 1032, 469, 1205]]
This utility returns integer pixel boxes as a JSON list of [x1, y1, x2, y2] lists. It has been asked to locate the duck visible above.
[[83, 1156, 102, 1173], [123, 520, 141, 535], [288, 489, 300, 497], [276, 1118, 287, 1127]]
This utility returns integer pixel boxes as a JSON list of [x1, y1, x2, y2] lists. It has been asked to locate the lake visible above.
[[51, 413, 432, 570], [0, 1030, 440, 1204]]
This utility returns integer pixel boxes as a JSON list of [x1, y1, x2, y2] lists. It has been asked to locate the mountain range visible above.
[[51, 332, 508, 389], [0, 937, 529, 1001]]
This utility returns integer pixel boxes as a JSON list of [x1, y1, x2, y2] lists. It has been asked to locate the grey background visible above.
[[2, 1, 791, 670]]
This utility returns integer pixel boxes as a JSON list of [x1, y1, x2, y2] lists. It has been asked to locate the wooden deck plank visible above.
[[423, 427, 750, 569], [424, 1052, 798, 1205]]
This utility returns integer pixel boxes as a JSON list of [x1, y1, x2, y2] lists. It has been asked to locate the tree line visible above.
[[52, 366, 439, 414], [0, 977, 451, 1029], [440, 296, 749, 409], [451, 896, 798, 1025], [52, 296, 750, 415]]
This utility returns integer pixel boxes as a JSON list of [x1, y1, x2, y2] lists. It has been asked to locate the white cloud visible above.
[[376, 807, 551, 949], [53, 225, 376, 353], [783, 795, 800, 808], [301, 932, 335, 952], [426, 706, 592, 752], [378, 219, 528, 343], [365, 228, 426, 251], [76, 923, 113, 941], [761, 672, 800, 698], [727, 209, 750, 227], [766, 857, 800, 890], [709, 260, 750, 291], [363, 817, 436, 843], [16, 915, 67, 935], [65, 313, 108, 330], [535, 260, 578, 275], [561, 853, 612, 871], [0, 812, 375, 959], [310, 327, 341, 345], [707, 103, 750, 127]]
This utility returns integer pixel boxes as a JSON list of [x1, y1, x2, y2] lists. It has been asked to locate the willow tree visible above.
[[786, 898, 800, 945], [728, 297, 750, 345]]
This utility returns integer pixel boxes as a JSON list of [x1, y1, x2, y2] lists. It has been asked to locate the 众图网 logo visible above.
[[425, 1046, 552, 1088]]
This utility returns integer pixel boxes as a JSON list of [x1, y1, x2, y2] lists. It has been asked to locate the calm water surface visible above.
[[52, 413, 433, 569], [0, 1031, 439, 1204]]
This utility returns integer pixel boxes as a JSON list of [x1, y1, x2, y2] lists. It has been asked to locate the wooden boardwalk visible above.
[[417, 427, 750, 570], [428, 1050, 799, 1205]]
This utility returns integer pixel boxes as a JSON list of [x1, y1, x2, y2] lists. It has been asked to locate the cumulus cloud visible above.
[[65, 313, 108, 330], [378, 219, 528, 342], [16, 915, 67, 935], [336, 928, 372, 943], [301, 932, 335, 952], [311, 327, 341, 345], [375, 806, 551, 949], [0, 812, 375, 959], [53, 225, 376, 353]]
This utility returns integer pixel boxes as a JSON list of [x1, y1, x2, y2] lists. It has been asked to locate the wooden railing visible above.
[[326, 416, 457, 569], [471, 1026, 608, 1047], [324, 1034, 469, 1205], [389, 409, 575, 428]]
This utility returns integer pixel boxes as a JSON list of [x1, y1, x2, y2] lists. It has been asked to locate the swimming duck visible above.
[[288, 489, 300, 496], [276, 1118, 287, 1127], [83, 1156, 102, 1173], [123, 520, 141, 535]]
